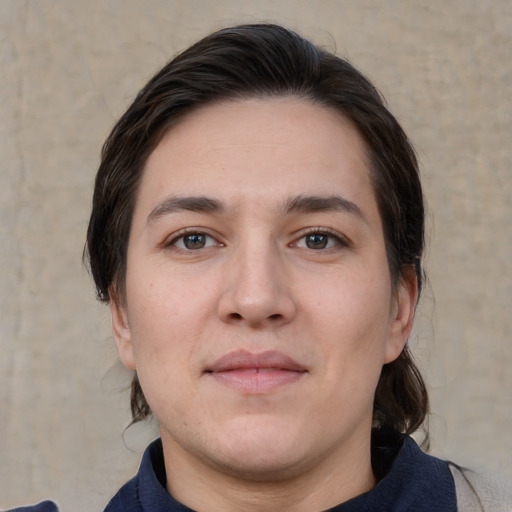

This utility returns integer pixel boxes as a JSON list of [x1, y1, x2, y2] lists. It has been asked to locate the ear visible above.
[[384, 266, 419, 364], [109, 287, 136, 371]]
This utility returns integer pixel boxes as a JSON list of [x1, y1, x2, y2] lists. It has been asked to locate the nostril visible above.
[[226, 312, 282, 322]]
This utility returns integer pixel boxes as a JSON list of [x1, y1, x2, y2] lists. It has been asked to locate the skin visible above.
[[111, 98, 417, 512]]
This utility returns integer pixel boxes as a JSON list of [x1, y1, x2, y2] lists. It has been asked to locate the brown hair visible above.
[[85, 24, 428, 438]]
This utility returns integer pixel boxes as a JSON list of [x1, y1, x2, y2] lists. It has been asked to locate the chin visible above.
[[210, 449, 308, 482], [201, 417, 317, 481]]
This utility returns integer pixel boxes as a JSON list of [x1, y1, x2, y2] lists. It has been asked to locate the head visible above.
[[86, 24, 427, 444]]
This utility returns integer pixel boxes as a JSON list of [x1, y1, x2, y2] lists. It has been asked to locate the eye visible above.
[[294, 230, 345, 250], [170, 232, 218, 250]]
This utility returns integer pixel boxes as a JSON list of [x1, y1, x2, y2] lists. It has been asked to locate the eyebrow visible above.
[[147, 196, 224, 224], [146, 193, 367, 224], [284, 194, 368, 223]]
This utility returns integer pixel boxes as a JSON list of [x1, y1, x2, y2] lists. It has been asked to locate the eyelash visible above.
[[163, 227, 349, 252], [292, 228, 349, 251], [163, 229, 222, 252]]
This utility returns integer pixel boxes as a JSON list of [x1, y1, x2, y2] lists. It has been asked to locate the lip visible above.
[[205, 349, 307, 394]]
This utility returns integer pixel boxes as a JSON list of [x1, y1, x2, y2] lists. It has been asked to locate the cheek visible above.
[[303, 264, 392, 337], [124, 287, 200, 417], [301, 267, 393, 383], [124, 268, 218, 369]]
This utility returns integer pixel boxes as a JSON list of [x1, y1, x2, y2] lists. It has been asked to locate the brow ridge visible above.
[[147, 193, 366, 224], [284, 194, 367, 222], [147, 196, 223, 224]]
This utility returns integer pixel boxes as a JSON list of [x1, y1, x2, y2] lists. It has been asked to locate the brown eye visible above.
[[172, 233, 216, 250], [183, 234, 207, 249], [294, 231, 345, 251], [305, 234, 329, 249]]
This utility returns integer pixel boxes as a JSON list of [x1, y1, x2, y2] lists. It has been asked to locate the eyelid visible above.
[[160, 226, 349, 251], [162, 227, 223, 250], [291, 227, 351, 249]]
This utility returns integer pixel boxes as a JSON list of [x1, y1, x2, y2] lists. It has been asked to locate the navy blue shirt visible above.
[[103, 429, 458, 511], [6, 501, 59, 512]]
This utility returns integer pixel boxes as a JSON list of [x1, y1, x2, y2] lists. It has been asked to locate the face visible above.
[[111, 98, 416, 485]]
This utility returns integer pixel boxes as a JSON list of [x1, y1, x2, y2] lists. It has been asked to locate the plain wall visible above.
[[1, 1, 511, 509]]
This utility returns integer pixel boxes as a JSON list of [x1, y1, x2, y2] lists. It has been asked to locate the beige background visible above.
[[1, 1, 511, 510]]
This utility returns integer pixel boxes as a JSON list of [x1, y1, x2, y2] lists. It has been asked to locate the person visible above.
[[84, 23, 509, 512]]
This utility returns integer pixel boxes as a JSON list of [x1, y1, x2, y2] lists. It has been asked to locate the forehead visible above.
[[137, 98, 375, 216]]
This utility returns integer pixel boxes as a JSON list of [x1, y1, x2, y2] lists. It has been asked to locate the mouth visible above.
[[204, 349, 308, 394]]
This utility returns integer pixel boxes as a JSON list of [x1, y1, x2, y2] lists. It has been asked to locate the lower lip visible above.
[[208, 369, 305, 394]]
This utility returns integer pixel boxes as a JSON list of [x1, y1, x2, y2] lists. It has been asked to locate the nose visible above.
[[217, 240, 297, 328]]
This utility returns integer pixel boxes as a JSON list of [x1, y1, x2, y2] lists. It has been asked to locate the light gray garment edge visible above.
[[451, 464, 512, 512]]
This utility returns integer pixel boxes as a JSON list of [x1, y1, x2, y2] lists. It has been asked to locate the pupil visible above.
[[184, 234, 205, 249], [306, 234, 327, 249]]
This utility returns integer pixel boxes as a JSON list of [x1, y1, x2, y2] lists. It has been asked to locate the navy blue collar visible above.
[[103, 429, 457, 511]]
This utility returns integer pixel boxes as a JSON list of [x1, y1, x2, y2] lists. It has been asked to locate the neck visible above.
[[161, 430, 376, 512]]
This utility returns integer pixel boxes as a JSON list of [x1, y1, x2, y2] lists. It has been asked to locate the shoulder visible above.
[[102, 438, 167, 512], [5, 501, 59, 512], [102, 474, 141, 512], [449, 463, 512, 512]]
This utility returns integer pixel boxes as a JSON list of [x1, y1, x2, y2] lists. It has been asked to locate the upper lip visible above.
[[206, 349, 307, 373]]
